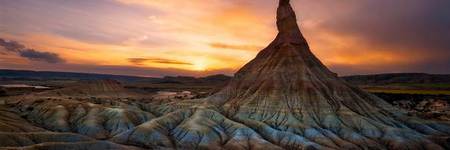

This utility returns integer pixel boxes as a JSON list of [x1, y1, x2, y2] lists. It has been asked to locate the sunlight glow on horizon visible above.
[[1, 0, 449, 77]]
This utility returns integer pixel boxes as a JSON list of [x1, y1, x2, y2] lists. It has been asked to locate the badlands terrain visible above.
[[0, 0, 449, 149]]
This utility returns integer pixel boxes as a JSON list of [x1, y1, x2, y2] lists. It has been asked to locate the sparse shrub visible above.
[[0, 88, 6, 96]]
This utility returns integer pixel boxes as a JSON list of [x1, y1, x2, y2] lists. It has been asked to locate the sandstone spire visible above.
[[207, 0, 338, 108], [115, 1, 450, 149], [202, 0, 450, 148], [276, 0, 305, 44]]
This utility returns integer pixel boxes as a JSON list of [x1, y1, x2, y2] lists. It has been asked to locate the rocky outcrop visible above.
[[12, 98, 155, 139], [1, 0, 449, 149], [393, 99, 450, 121], [0, 106, 142, 150], [112, 108, 282, 149], [110, 0, 450, 149], [150, 0, 450, 149]]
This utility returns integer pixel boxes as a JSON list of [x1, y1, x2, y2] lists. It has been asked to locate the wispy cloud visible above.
[[128, 58, 192, 65], [19, 49, 65, 63], [0, 38, 65, 63], [209, 42, 262, 51], [0, 39, 25, 52], [1, 0, 449, 76]]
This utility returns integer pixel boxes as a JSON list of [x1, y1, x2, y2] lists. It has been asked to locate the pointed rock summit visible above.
[[207, 0, 351, 113], [276, 0, 306, 43]]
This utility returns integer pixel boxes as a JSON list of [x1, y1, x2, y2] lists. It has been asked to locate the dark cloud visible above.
[[320, 1, 450, 62], [0, 38, 65, 63], [0, 38, 25, 52], [322, 1, 450, 51], [19, 49, 65, 63], [209, 42, 263, 51], [128, 58, 192, 65]]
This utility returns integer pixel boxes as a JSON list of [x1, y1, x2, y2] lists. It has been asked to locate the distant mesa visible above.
[[34, 79, 133, 98]]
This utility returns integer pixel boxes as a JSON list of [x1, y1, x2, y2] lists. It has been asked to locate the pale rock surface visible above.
[[1, 0, 449, 149]]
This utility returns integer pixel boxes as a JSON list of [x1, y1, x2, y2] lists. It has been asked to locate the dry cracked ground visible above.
[[1, 0, 449, 149]]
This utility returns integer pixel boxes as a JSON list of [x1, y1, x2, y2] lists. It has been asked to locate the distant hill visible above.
[[0, 69, 232, 84], [35, 79, 134, 98], [342, 73, 450, 85], [0, 69, 154, 83], [160, 74, 231, 84], [2, 69, 449, 86]]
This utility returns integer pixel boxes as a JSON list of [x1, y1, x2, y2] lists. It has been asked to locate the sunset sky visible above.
[[1, 0, 449, 77]]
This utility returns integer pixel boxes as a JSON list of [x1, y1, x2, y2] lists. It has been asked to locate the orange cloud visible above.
[[2, 0, 448, 76], [209, 43, 262, 51], [128, 58, 193, 66]]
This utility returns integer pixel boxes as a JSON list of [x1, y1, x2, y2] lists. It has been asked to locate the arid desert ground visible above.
[[0, 0, 449, 149]]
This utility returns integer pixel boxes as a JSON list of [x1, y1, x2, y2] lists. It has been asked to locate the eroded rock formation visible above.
[[1, 0, 449, 149], [116, 0, 450, 149], [0, 106, 142, 150]]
